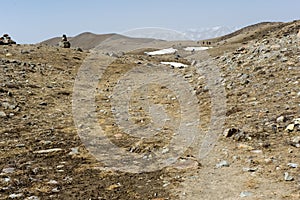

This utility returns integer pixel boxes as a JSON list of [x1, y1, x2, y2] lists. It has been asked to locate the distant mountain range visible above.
[[182, 26, 239, 40], [41, 22, 290, 50], [121, 26, 239, 41]]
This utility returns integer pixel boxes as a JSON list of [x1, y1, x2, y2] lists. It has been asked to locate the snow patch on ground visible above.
[[145, 48, 177, 55], [184, 46, 211, 51], [161, 62, 188, 68]]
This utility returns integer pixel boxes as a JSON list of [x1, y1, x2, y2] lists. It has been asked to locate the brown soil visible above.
[[1, 20, 300, 200]]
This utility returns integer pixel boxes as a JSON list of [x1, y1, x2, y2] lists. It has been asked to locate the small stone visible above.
[[240, 191, 253, 197], [0, 111, 6, 117], [75, 47, 83, 52], [281, 57, 288, 62], [171, 158, 199, 170], [21, 49, 30, 54], [39, 102, 47, 106], [68, 147, 79, 155], [9, 193, 23, 198], [270, 44, 281, 51], [276, 116, 286, 123], [243, 167, 258, 172], [5, 53, 12, 57], [216, 160, 230, 168], [114, 133, 123, 139], [293, 118, 300, 125], [162, 148, 169, 154], [237, 143, 254, 150], [285, 124, 294, 132], [33, 148, 63, 154], [265, 158, 273, 164], [292, 136, 300, 144], [223, 128, 238, 137], [191, 60, 197, 66], [3, 177, 11, 182], [47, 180, 58, 185], [251, 150, 263, 154], [284, 172, 294, 181], [287, 163, 298, 168], [24, 196, 40, 200], [51, 187, 60, 193], [2, 167, 15, 174]]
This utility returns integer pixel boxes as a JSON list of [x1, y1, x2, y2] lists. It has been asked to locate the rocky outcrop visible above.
[[0, 34, 16, 45], [58, 34, 71, 48]]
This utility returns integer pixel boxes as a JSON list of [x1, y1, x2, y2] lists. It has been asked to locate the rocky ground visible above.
[[0, 20, 300, 200]]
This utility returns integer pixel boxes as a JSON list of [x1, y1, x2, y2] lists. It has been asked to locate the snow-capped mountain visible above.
[[182, 26, 239, 40], [121, 26, 238, 41]]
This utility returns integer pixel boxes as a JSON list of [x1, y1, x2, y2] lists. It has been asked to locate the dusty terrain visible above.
[[1, 20, 300, 200]]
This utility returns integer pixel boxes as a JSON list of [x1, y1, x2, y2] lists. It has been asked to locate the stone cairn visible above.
[[0, 34, 16, 45], [58, 34, 71, 48]]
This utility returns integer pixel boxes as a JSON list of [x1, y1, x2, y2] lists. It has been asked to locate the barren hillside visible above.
[[1, 20, 300, 199]]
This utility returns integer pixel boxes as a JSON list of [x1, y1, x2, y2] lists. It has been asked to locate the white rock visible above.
[[33, 148, 63, 154], [24, 196, 40, 200], [47, 180, 58, 185], [9, 193, 23, 198], [240, 191, 253, 197], [161, 62, 188, 68], [216, 160, 230, 168], [276, 116, 285, 123], [2, 167, 15, 174], [285, 124, 294, 131], [287, 163, 298, 168], [284, 172, 294, 181], [68, 147, 79, 155], [292, 118, 300, 125], [0, 111, 6, 117], [292, 136, 300, 143]]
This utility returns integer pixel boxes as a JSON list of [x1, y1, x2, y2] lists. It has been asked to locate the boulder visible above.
[[58, 41, 71, 48]]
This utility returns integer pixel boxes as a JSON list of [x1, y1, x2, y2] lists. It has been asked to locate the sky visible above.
[[1, 0, 299, 44]]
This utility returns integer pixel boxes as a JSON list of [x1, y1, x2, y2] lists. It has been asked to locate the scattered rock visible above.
[[2, 167, 15, 174], [223, 128, 238, 137], [276, 116, 286, 123], [0, 111, 6, 117], [9, 193, 23, 198], [171, 158, 200, 170], [51, 187, 60, 193], [24, 196, 40, 200], [216, 160, 230, 168], [243, 167, 258, 172], [21, 49, 31, 54], [68, 147, 79, 155], [5, 53, 12, 57], [75, 47, 83, 52], [293, 118, 300, 125], [47, 180, 58, 185], [240, 191, 253, 197], [284, 172, 294, 181], [33, 148, 63, 154], [285, 124, 294, 132], [287, 163, 298, 168]]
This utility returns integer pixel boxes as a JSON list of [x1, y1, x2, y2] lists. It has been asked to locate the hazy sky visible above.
[[1, 0, 299, 43]]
